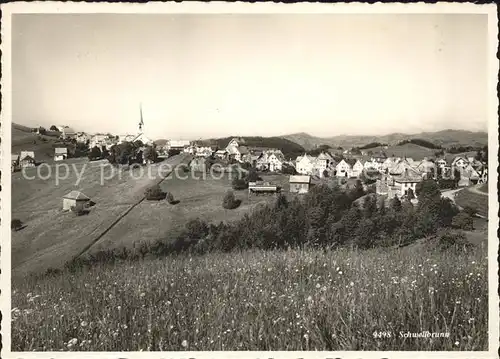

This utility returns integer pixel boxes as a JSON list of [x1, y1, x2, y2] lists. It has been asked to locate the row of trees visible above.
[[169, 178, 474, 254], [88, 141, 159, 164]]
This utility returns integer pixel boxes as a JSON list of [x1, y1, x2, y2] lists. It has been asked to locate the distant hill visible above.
[[208, 136, 306, 159], [282, 129, 488, 151]]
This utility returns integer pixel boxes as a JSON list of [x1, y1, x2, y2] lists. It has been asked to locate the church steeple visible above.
[[138, 103, 144, 134]]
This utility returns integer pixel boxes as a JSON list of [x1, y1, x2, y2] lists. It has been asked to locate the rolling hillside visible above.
[[282, 129, 488, 151], [12, 123, 65, 163]]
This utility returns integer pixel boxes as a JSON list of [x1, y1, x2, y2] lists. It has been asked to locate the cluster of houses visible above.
[[11, 151, 36, 172]]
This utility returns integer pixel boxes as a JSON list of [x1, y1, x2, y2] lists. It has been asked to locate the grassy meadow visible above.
[[455, 188, 488, 218], [12, 237, 487, 351], [11, 154, 189, 277], [88, 172, 289, 253]]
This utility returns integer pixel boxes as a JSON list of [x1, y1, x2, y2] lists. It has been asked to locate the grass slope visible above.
[[12, 238, 487, 351], [11, 155, 189, 277], [454, 188, 488, 218]]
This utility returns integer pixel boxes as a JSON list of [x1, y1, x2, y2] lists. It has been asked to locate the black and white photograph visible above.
[[0, 2, 498, 357]]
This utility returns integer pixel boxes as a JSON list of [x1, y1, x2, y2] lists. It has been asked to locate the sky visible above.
[[12, 13, 489, 140]]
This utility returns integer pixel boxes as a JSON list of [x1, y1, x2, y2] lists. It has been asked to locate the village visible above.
[[11, 117, 489, 204]]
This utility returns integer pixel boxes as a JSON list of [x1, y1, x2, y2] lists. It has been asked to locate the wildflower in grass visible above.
[[67, 338, 78, 348], [455, 341, 460, 346], [80, 320, 88, 327], [181, 339, 188, 348]]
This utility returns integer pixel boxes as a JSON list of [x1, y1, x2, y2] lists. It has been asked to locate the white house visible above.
[[352, 160, 365, 178], [436, 158, 448, 169], [54, 147, 68, 161], [393, 168, 423, 197], [296, 154, 316, 175], [382, 157, 401, 171], [19, 151, 36, 168], [61, 127, 76, 140], [215, 149, 227, 159], [335, 159, 352, 178], [268, 153, 284, 172], [452, 156, 469, 170]]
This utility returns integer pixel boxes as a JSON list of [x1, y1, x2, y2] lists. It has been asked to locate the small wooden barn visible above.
[[62, 190, 91, 211], [54, 147, 68, 161], [289, 175, 311, 194]]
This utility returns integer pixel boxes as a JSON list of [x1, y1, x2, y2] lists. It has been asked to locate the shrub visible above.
[[70, 206, 89, 216], [145, 185, 166, 201], [436, 229, 472, 251], [232, 178, 248, 190], [248, 169, 261, 182], [452, 212, 474, 231], [223, 190, 240, 209], [11, 219, 23, 231], [463, 206, 478, 217]]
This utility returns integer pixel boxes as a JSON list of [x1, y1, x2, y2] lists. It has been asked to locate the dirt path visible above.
[[468, 183, 488, 196]]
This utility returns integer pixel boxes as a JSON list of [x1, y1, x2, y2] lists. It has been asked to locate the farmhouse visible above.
[[436, 158, 448, 168], [19, 151, 36, 168], [417, 158, 436, 177], [393, 168, 422, 197], [289, 175, 311, 194], [296, 154, 316, 175], [248, 181, 281, 195], [54, 147, 68, 161], [451, 156, 469, 170], [352, 160, 365, 178], [335, 159, 352, 178], [458, 164, 480, 187], [62, 190, 91, 211], [215, 149, 228, 160], [268, 153, 284, 172]]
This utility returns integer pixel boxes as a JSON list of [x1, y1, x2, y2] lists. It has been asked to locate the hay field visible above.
[[11, 154, 189, 278]]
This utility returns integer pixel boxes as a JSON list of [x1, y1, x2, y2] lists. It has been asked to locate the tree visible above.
[[88, 146, 102, 161], [50, 125, 60, 131], [184, 218, 209, 240], [232, 178, 248, 190], [145, 185, 166, 201], [223, 190, 240, 209], [362, 195, 378, 218], [407, 188, 415, 200], [322, 169, 329, 178], [143, 146, 158, 163], [11, 219, 23, 231], [248, 169, 261, 182], [390, 196, 402, 212]]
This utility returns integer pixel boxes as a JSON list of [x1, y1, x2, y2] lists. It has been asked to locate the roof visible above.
[[238, 146, 249, 155], [289, 175, 311, 183], [11, 154, 19, 161], [215, 149, 227, 154], [55, 147, 68, 154], [20, 151, 35, 160], [394, 168, 422, 183], [389, 158, 417, 175], [63, 190, 90, 201]]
